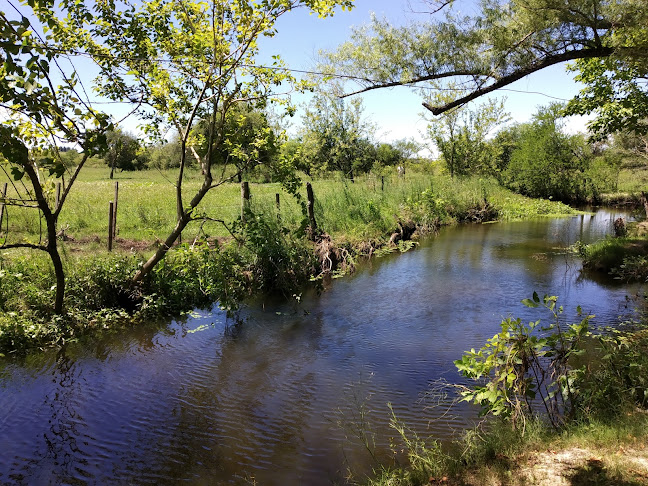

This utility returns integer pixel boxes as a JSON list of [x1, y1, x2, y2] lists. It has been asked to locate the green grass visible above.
[[617, 167, 648, 194], [0, 168, 575, 250]]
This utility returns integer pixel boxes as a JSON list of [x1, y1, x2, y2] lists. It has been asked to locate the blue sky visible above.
[[257, 0, 591, 147]]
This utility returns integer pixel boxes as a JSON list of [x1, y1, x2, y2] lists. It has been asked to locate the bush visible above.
[[456, 293, 648, 430]]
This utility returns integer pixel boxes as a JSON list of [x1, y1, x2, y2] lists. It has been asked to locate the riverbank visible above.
[[366, 306, 648, 486], [0, 171, 577, 354], [580, 217, 648, 282], [369, 412, 648, 486]]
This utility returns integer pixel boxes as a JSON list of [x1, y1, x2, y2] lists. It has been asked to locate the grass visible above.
[[617, 167, 648, 194], [366, 403, 648, 486], [1, 167, 575, 250]]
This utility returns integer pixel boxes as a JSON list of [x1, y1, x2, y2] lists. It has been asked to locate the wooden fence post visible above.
[[381, 176, 384, 192], [275, 193, 281, 220], [108, 201, 114, 251], [113, 181, 119, 238], [241, 181, 250, 223], [306, 182, 317, 238], [0, 183, 7, 233]]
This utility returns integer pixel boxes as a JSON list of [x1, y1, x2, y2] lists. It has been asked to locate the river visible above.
[[0, 208, 643, 485]]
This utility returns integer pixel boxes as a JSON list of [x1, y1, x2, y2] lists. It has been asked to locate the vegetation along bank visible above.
[[0, 168, 576, 354]]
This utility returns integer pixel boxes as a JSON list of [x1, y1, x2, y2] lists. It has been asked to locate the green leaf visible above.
[[10, 167, 24, 180], [522, 298, 539, 308]]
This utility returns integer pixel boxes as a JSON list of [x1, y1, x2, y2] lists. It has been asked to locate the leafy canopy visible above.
[[322, 0, 647, 117]]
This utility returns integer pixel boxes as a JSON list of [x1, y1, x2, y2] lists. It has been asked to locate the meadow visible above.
[[1, 165, 576, 254]]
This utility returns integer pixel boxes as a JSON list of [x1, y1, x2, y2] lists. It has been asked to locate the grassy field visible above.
[[1, 166, 576, 253]]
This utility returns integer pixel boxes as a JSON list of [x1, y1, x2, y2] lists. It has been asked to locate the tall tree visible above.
[[105, 130, 146, 178], [300, 90, 375, 180], [426, 89, 509, 177], [53, 0, 353, 283], [0, 6, 111, 314], [503, 103, 594, 202], [322, 0, 647, 116]]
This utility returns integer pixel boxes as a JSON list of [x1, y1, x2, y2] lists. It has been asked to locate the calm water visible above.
[[0, 209, 643, 485]]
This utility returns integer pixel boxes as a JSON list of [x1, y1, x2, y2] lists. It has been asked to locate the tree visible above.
[[375, 139, 421, 168], [300, 91, 376, 180], [425, 89, 509, 177], [322, 0, 647, 116], [488, 123, 524, 183], [503, 103, 594, 202], [105, 130, 146, 178], [55, 0, 353, 284], [0, 7, 110, 314], [195, 104, 279, 182]]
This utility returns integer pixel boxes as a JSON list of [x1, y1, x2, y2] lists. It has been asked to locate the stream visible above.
[[0, 208, 644, 485]]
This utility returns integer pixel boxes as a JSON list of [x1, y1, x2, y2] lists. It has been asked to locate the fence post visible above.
[[113, 181, 119, 238], [381, 176, 384, 192], [241, 181, 250, 223], [306, 182, 317, 239], [0, 183, 7, 233], [108, 201, 114, 251], [275, 193, 281, 220]]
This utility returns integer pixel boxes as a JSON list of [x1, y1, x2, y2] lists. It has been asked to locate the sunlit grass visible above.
[[0, 167, 576, 250]]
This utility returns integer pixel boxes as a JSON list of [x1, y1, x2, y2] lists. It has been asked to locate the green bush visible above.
[[456, 293, 648, 430]]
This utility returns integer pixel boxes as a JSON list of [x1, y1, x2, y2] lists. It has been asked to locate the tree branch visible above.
[[423, 46, 615, 115], [0, 242, 47, 251], [340, 70, 481, 98]]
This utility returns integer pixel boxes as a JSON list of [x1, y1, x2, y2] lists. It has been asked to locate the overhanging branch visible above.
[[423, 46, 615, 115]]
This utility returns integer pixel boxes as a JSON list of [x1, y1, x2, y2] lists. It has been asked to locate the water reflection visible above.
[[0, 209, 643, 485]]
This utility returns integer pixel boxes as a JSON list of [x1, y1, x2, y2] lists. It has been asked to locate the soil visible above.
[[459, 444, 648, 486]]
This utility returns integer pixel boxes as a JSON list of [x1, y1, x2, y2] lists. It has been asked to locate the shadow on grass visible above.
[[568, 459, 643, 486]]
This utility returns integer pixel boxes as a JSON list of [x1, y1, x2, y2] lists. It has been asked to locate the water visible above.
[[0, 209, 643, 485]]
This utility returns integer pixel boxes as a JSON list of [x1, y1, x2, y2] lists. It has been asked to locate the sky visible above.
[[254, 0, 592, 147]]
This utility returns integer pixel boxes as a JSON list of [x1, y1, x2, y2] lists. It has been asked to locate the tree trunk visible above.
[[49, 243, 65, 315], [45, 210, 65, 314], [131, 214, 190, 283]]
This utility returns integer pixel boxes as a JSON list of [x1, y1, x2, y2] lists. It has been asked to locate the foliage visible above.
[[234, 207, 317, 297], [582, 322, 648, 417], [299, 90, 376, 179], [425, 89, 509, 178], [455, 293, 593, 430], [105, 130, 148, 175], [565, 1, 648, 140], [322, 0, 647, 119], [146, 140, 185, 170], [502, 104, 596, 202]]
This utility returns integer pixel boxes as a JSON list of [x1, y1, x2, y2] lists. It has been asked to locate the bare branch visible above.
[[0, 242, 47, 251]]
